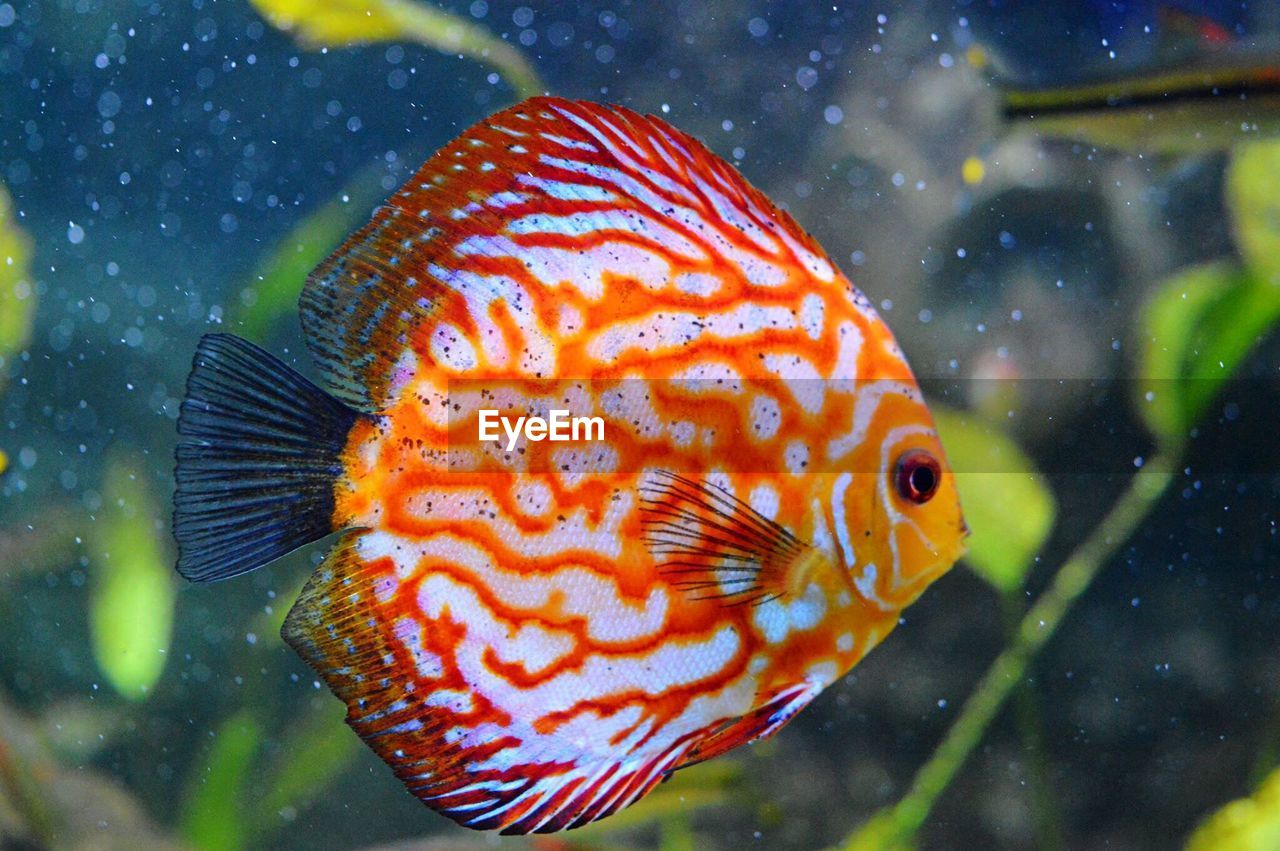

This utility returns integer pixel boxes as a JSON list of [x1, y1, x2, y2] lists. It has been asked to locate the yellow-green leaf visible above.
[[0, 182, 36, 390], [254, 699, 360, 832], [88, 454, 175, 701], [1228, 139, 1280, 287], [1187, 765, 1280, 851], [1135, 262, 1280, 447], [230, 170, 383, 342], [931, 406, 1056, 594], [248, 0, 544, 98], [839, 808, 914, 851], [180, 710, 263, 851]]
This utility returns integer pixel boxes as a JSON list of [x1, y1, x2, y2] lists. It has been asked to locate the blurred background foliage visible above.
[[1, 0, 1279, 849]]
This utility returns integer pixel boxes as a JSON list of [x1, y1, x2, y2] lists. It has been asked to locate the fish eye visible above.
[[895, 449, 941, 505]]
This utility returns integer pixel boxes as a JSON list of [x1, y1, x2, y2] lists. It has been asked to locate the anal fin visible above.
[[282, 533, 717, 835], [674, 681, 820, 771]]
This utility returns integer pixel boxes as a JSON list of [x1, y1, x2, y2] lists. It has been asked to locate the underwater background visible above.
[[2, 1, 1279, 848]]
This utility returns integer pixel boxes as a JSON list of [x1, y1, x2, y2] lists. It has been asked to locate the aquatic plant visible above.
[[0, 181, 34, 476], [1188, 764, 1280, 850], [229, 168, 386, 342], [88, 453, 175, 701], [841, 136, 1280, 850], [0, 183, 33, 391], [248, 0, 545, 98]]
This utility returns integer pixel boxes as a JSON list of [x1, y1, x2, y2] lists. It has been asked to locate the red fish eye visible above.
[[895, 449, 941, 505]]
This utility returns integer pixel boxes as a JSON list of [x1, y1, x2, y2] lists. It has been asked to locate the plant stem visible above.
[[844, 454, 1177, 849], [1001, 594, 1065, 851], [390, 0, 546, 99]]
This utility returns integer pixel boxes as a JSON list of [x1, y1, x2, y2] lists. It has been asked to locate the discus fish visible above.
[[173, 97, 966, 834]]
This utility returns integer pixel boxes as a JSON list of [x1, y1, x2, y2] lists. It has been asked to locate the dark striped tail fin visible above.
[[173, 333, 359, 582]]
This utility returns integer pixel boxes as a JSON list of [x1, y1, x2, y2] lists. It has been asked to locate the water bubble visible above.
[[103, 31, 126, 59], [547, 21, 574, 47], [67, 222, 85, 244], [97, 90, 121, 119]]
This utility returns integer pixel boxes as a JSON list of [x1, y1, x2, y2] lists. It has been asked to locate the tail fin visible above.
[[173, 333, 359, 582]]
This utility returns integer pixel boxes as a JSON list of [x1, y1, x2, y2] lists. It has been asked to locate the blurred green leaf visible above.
[[658, 812, 696, 851], [0, 182, 35, 391], [248, 0, 544, 98], [254, 699, 360, 832], [89, 454, 175, 701], [230, 170, 384, 342], [839, 808, 914, 851], [1135, 261, 1280, 447], [1187, 765, 1280, 851], [1228, 139, 1280, 287], [180, 710, 262, 851], [931, 406, 1056, 594]]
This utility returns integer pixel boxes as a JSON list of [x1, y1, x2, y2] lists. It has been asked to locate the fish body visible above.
[[174, 98, 965, 833]]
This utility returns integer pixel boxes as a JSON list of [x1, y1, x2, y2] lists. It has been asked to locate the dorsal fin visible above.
[[299, 96, 845, 411]]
